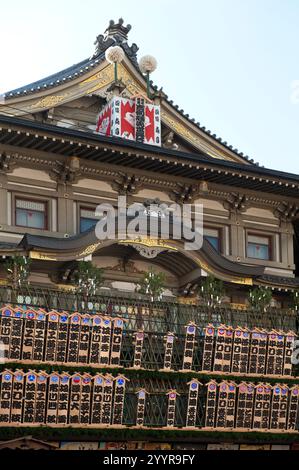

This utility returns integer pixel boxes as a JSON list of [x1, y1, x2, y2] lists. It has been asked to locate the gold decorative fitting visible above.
[[30, 95, 67, 109]]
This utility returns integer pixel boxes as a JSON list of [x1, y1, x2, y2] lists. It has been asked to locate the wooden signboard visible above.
[[232, 327, 250, 374], [162, 333, 175, 371], [100, 318, 112, 366], [80, 374, 92, 425], [112, 375, 128, 425], [136, 389, 147, 427], [32, 309, 47, 362], [133, 330, 145, 369], [287, 385, 299, 431], [46, 373, 60, 425], [110, 318, 125, 367], [270, 384, 289, 431], [204, 380, 218, 429], [89, 315, 102, 366], [201, 324, 215, 372], [166, 390, 179, 428], [35, 372, 48, 424], [22, 309, 37, 362], [101, 375, 114, 425], [0, 307, 14, 361], [91, 374, 104, 425], [11, 370, 24, 424], [236, 382, 255, 430], [78, 315, 91, 365], [266, 330, 285, 376], [216, 381, 236, 428], [186, 380, 201, 428], [56, 312, 69, 363], [253, 383, 272, 430], [9, 307, 24, 361], [249, 329, 268, 375], [0, 370, 13, 424], [69, 374, 82, 424], [213, 325, 233, 373], [45, 311, 59, 363], [283, 331, 296, 377], [23, 371, 37, 424], [181, 322, 197, 371], [57, 373, 71, 425], [67, 314, 81, 364]]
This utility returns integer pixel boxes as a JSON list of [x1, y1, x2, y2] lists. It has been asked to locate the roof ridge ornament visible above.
[[93, 18, 139, 65]]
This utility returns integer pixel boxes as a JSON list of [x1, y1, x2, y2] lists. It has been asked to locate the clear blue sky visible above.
[[1, 0, 299, 174]]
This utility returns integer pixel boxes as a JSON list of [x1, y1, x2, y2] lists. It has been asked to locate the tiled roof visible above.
[[2, 19, 258, 165]]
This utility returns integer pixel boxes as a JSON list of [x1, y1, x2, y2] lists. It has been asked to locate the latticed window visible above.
[[80, 207, 100, 233], [204, 227, 220, 252], [247, 233, 271, 260], [15, 198, 47, 230]]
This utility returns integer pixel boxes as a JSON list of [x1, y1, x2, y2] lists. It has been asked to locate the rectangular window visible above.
[[247, 233, 271, 260], [80, 207, 100, 233], [204, 228, 220, 252], [16, 198, 47, 230]]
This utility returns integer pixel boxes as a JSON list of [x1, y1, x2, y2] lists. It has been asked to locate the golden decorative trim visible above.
[[118, 238, 178, 251], [78, 241, 103, 257], [30, 95, 68, 109], [29, 251, 57, 261]]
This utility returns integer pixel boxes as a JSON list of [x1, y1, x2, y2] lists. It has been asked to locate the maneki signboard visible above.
[[96, 96, 161, 147]]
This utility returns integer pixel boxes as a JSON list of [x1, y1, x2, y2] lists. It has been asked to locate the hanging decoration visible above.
[[105, 45, 125, 82], [248, 286, 272, 311], [74, 261, 103, 299], [136, 267, 165, 302], [139, 54, 158, 99], [5, 256, 31, 289], [199, 276, 224, 307]]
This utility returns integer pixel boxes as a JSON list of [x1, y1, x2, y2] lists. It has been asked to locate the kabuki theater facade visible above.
[[0, 19, 299, 451]]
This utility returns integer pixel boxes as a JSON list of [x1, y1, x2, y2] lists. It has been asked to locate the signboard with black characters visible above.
[[236, 382, 255, 430], [45, 311, 59, 363], [32, 309, 47, 363], [91, 374, 104, 425], [89, 315, 102, 365], [22, 309, 36, 362], [162, 332, 175, 371], [249, 328, 268, 375], [213, 325, 233, 373], [23, 371, 37, 424], [283, 331, 296, 377], [110, 318, 126, 366], [78, 315, 91, 365], [80, 374, 92, 424], [136, 389, 147, 427], [186, 380, 201, 428], [0, 307, 14, 361], [133, 330, 145, 369], [182, 322, 197, 371], [11, 370, 24, 424], [287, 385, 299, 431], [252, 383, 272, 430], [101, 375, 114, 424], [35, 372, 47, 424], [266, 330, 285, 376], [270, 384, 289, 430], [67, 314, 81, 364], [166, 390, 179, 428], [112, 376, 127, 425], [46, 373, 60, 425], [56, 312, 69, 363], [204, 380, 218, 429], [232, 327, 250, 374], [216, 381, 236, 428], [9, 308, 23, 361], [99, 317, 112, 366], [201, 324, 214, 372], [57, 373, 71, 425], [0, 370, 12, 424]]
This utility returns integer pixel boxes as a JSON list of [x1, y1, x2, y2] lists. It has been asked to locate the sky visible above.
[[0, 0, 299, 174]]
